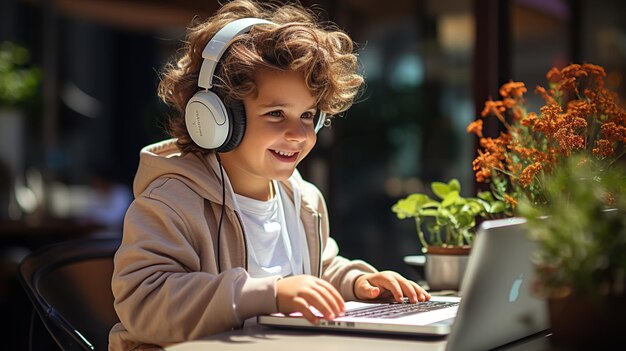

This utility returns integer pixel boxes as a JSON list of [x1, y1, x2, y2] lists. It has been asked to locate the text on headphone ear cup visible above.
[[185, 91, 231, 149]]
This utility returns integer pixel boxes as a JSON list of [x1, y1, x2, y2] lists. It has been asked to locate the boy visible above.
[[109, 1, 430, 349]]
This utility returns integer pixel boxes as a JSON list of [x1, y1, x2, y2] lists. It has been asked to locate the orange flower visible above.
[[567, 100, 596, 119], [561, 64, 586, 79], [479, 134, 510, 154], [582, 63, 606, 77], [499, 81, 527, 98], [592, 139, 614, 159], [560, 77, 578, 94], [469, 62, 625, 209], [535, 86, 557, 105], [546, 67, 561, 84], [472, 151, 497, 182], [481, 99, 506, 117], [521, 112, 538, 127], [512, 144, 537, 160], [553, 128, 585, 154], [472, 143, 507, 183], [504, 194, 518, 208], [582, 63, 606, 86], [503, 97, 516, 108], [534, 104, 563, 137], [466, 119, 483, 138], [519, 163, 543, 187], [601, 122, 626, 143]]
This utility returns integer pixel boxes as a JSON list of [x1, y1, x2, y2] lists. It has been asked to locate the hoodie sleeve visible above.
[[112, 179, 279, 346]]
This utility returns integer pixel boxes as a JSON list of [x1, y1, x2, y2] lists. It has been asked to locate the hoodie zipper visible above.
[[315, 212, 323, 278], [233, 210, 248, 271]]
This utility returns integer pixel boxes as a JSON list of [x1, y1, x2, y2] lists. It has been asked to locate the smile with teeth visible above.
[[271, 149, 297, 157]]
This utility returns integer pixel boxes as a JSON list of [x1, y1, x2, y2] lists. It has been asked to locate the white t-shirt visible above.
[[234, 180, 308, 278]]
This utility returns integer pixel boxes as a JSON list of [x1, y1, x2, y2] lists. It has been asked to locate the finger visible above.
[[312, 283, 344, 316], [352, 276, 378, 300], [294, 297, 320, 325], [316, 279, 345, 313], [397, 278, 419, 303], [366, 286, 381, 299], [376, 274, 404, 302], [410, 281, 431, 301], [299, 288, 336, 320], [384, 278, 404, 302]]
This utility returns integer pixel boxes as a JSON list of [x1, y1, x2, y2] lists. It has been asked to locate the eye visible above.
[[267, 110, 284, 118], [301, 111, 315, 120]]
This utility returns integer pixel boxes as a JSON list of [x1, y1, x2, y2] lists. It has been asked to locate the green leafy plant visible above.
[[391, 179, 506, 252], [518, 156, 626, 299], [0, 41, 41, 108]]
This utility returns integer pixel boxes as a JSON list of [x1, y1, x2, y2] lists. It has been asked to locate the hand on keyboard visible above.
[[354, 271, 431, 303], [276, 275, 345, 325]]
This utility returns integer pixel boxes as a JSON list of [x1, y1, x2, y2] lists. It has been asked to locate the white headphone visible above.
[[185, 18, 327, 152]]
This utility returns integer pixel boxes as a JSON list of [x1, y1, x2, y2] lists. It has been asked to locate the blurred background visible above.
[[0, 0, 624, 348]]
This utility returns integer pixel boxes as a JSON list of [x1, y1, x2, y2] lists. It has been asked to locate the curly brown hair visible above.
[[157, 0, 364, 154]]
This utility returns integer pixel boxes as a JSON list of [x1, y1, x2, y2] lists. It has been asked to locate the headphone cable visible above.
[[216, 152, 225, 273]]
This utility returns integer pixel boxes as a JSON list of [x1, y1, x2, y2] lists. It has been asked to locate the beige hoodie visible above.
[[108, 139, 377, 350]]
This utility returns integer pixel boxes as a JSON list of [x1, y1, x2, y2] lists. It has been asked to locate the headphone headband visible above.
[[198, 18, 273, 89]]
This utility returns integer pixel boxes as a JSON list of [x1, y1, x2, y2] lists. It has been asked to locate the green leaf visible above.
[[448, 179, 461, 192], [465, 201, 484, 215], [477, 191, 494, 202], [406, 193, 431, 207], [456, 212, 475, 228], [431, 182, 450, 199], [489, 201, 506, 213], [441, 191, 459, 207], [391, 193, 440, 218]]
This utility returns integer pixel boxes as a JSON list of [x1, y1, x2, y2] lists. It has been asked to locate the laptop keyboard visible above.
[[344, 299, 459, 319]]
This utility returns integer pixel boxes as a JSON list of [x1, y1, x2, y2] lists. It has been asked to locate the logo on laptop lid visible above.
[[509, 273, 524, 302]]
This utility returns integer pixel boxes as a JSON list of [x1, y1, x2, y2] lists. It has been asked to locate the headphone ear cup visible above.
[[185, 91, 231, 149], [216, 99, 246, 152]]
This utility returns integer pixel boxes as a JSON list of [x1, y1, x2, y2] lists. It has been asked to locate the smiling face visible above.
[[219, 68, 318, 200]]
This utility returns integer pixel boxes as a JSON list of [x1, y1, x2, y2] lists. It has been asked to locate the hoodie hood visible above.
[[133, 139, 228, 207], [133, 139, 305, 213]]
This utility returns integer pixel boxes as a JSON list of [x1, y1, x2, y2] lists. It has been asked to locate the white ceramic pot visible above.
[[425, 251, 469, 291], [405, 246, 470, 291]]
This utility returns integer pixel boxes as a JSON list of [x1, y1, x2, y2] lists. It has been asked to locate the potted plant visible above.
[[467, 62, 626, 348], [517, 156, 626, 350], [391, 178, 506, 290]]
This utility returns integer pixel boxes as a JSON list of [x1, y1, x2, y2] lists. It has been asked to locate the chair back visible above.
[[18, 238, 121, 351]]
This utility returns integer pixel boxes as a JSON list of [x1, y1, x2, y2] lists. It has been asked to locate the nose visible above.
[[284, 118, 309, 142]]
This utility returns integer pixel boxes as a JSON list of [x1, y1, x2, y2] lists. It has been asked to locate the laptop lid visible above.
[[258, 217, 548, 348], [445, 217, 549, 351]]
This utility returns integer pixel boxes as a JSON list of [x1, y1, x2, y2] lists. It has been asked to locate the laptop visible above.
[[258, 217, 549, 350]]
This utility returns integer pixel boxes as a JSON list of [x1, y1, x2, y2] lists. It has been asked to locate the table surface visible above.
[[165, 322, 553, 351]]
